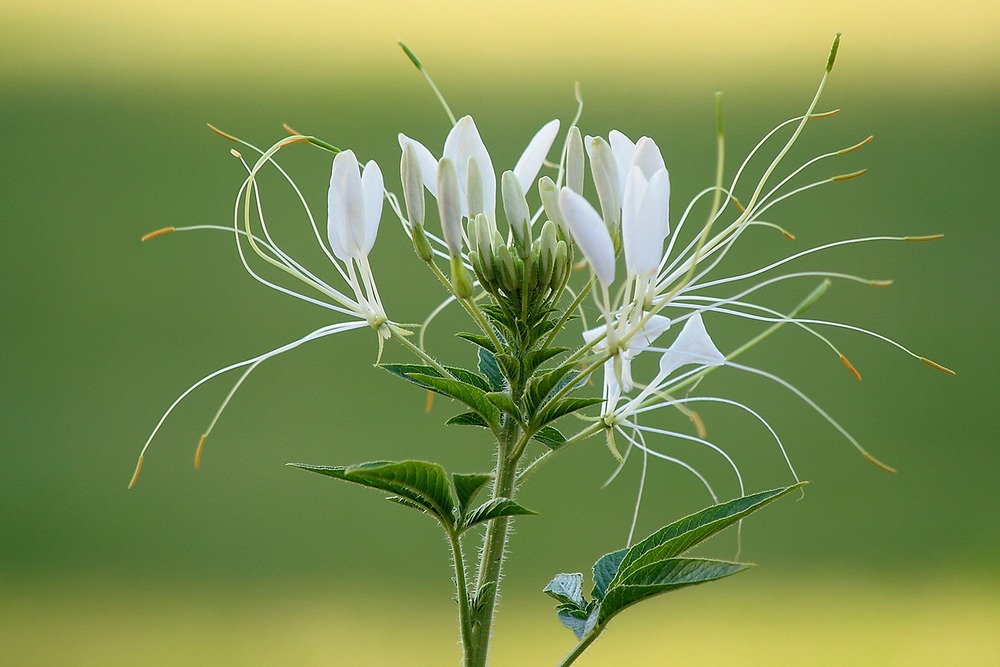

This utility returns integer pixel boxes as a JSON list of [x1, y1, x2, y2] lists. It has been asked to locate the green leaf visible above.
[[457, 332, 496, 353], [452, 472, 492, 514], [521, 347, 569, 376], [532, 396, 603, 428], [289, 460, 457, 528], [543, 573, 584, 606], [599, 558, 749, 624], [591, 548, 627, 601], [478, 348, 505, 391], [484, 392, 522, 423], [615, 483, 806, 583], [462, 497, 537, 531], [445, 411, 490, 428], [444, 366, 491, 392], [381, 363, 440, 388], [556, 604, 599, 641], [525, 363, 578, 413], [494, 352, 522, 387], [531, 426, 566, 450], [408, 373, 501, 428]]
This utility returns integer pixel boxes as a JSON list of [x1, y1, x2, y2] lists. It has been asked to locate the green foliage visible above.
[[545, 484, 805, 640], [462, 498, 537, 531]]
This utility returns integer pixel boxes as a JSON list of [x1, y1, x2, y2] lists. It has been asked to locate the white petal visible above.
[[437, 158, 464, 257], [627, 314, 671, 354], [327, 150, 363, 261], [444, 116, 496, 222], [632, 137, 666, 179], [586, 136, 621, 229], [360, 160, 384, 257], [623, 168, 668, 277], [608, 130, 636, 199], [398, 133, 438, 196], [558, 187, 615, 288], [513, 119, 560, 193], [658, 313, 725, 377]]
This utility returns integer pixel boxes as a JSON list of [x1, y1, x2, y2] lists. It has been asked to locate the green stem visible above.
[[556, 624, 607, 667], [467, 416, 522, 667], [448, 530, 474, 662]]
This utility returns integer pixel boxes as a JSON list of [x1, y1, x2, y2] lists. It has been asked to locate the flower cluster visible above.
[[131, 40, 951, 551]]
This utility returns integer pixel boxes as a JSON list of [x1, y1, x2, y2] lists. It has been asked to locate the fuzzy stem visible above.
[[467, 416, 522, 667], [449, 530, 474, 661]]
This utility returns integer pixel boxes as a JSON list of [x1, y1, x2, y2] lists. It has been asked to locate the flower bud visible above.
[[410, 223, 434, 262], [474, 213, 494, 274], [538, 219, 558, 287], [495, 242, 518, 293], [538, 176, 566, 238], [450, 255, 474, 299], [502, 170, 531, 258], [586, 136, 621, 230], [400, 143, 425, 229], [437, 157, 464, 258], [566, 126, 584, 194], [551, 239, 568, 290], [466, 156, 484, 220]]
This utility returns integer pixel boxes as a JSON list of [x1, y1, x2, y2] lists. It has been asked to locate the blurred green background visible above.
[[2, 1, 998, 665]]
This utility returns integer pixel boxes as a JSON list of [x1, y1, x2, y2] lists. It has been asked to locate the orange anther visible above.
[[141, 227, 175, 242], [863, 452, 897, 474], [194, 434, 207, 469], [920, 357, 956, 375], [840, 355, 862, 381], [207, 123, 240, 142], [425, 390, 435, 413], [905, 234, 944, 242], [831, 169, 867, 182], [127, 455, 144, 490]]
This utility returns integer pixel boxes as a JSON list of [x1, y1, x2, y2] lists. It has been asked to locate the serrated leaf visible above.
[[484, 392, 522, 422], [381, 363, 441, 388], [599, 558, 749, 624], [478, 348, 505, 391], [532, 396, 603, 428], [591, 547, 627, 601], [445, 411, 490, 428], [521, 347, 569, 376], [462, 497, 537, 531], [494, 352, 522, 387], [557, 604, 599, 640], [408, 373, 500, 427], [452, 472, 492, 514], [614, 483, 806, 583], [289, 460, 457, 528], [531, 426, 566, 450], [445, 366, 491, 392], [543, 573, 584, 606], [457, 332, 496, 353], [525, 363, 578, 412]]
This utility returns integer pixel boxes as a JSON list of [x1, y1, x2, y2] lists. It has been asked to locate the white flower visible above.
[[327, 149, 385, 262], [398, 116, 560, 231]]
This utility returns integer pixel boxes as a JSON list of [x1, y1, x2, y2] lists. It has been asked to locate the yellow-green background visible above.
[[2, 1, 998, 664]]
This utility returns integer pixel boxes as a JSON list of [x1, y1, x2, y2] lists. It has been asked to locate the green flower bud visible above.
[[502, 170, 531, 258]]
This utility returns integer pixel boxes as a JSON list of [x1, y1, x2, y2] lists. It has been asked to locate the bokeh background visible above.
[[2, 1, 998, 665]]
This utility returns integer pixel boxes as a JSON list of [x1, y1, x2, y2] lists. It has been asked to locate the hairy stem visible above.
[[467, 416, 522, 667]]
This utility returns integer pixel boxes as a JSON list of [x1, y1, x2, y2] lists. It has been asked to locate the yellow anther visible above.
[[230, 149, 242, 159], [731, 196, 746, 213], [194, 434, 207, 470], [904, 234, 944, 242], [839, 354, 862, 381], [808, 108, 841, 119], [831, 169, 867, 182], [838, 135, 874, 155], [283, 122, 303, 136], [141, 227, 175, 242], [781, 230, 796, 241], [127, 455, 144, 490], [920, 357, 956, 375], [870, 279, 894, 287], [425, 390, 435, 413]]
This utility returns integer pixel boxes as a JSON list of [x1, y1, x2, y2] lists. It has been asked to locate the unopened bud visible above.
[[496, 243, 518, 293], [450, 255, 474, 298], [587, 136, 621, 229], [401, 143, 425, 228], [502, 170, 531, 257], [474, 213, 494, 274], [566, 126, 584, 194], [410, 223, 434, 262], [437, 158, 464, 258], [538, 176, 566, 237], [551, 240, 568, 290]]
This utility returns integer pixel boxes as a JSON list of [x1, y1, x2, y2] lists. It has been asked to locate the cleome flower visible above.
[[130, 133, 394, 488]]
